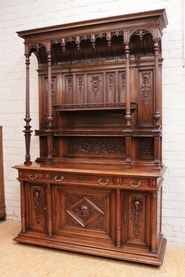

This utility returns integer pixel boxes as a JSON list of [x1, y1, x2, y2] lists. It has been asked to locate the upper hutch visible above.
[[14, 9, 168, 265]]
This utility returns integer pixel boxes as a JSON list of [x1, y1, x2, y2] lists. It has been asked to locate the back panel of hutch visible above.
[[14, 9, 168, 265]]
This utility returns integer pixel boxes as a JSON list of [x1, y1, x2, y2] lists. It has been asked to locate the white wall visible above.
[[0, 0, 185, 244]]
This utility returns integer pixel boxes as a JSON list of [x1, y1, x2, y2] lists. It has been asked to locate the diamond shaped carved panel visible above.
[[66, 195, 104, 228]]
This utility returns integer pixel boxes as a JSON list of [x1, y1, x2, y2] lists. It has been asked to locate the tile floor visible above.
[[0, 220, 184, 277]]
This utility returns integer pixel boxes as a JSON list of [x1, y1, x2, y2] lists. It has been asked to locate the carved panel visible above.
[[106, 72, 115, 102], [88, 74, 103, 103], [64, 75, 73, 103], [138, 138, 154, 160], [138, 70, 154, 127], [118, 72, 126, 102], [51, 77, 56, 104], [65, 193, 105, 230], [131, 196, 143, 238], [125, 192, 147, 245], [28, 184, 46, 231], [76, 74, 84, 103], [33, 188, 42, 224], [69, 139, 125, 156]]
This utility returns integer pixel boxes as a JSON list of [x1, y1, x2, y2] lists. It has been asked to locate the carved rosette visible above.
[[131, 196, 143, 238]]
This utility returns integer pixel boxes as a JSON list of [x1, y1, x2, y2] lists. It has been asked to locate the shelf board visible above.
[[52, 102, 136, 111]]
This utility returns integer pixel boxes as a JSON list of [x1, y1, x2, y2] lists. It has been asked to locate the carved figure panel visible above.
[[28, 184, 46, 231], [125, 192, 147, 245]]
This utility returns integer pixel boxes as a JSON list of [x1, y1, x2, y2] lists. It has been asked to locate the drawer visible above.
[[123, 178, 149, 189], [50, 172, 113, 186], [19, 170, 44, 181]]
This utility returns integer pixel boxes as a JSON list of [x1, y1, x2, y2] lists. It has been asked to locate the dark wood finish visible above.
[[14, 9, 168, 265], [0, 127, 6, 220]]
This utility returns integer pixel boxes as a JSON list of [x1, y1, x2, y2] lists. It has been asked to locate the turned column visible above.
[[153, 39, 161, 127], [124, 35, 132, 168], [151, 191, 157, 252], [46, 41, 53, 164], [153, 37, 162, 168], [24, 52, 32, 165]]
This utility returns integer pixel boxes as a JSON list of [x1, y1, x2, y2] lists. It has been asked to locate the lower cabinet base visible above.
[[14, 231, 167, 266]]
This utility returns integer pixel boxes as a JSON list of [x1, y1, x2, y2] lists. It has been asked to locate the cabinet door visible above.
[[123, 191, 151, 247], [26, 183, 47, 233], [53, 185, 116, 247]]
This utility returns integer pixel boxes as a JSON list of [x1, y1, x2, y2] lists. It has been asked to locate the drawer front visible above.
[[19, 170, 44, 182], [123, 178, 149, 189], [50, 172, 113, 187]]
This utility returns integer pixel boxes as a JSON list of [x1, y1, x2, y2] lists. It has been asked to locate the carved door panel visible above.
[[26, 183, 47, 233], [53, 185, 116, 246], [122, 191, 151, 247]]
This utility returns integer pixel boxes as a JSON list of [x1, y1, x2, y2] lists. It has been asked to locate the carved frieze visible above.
[[69, 141, 125, 154]]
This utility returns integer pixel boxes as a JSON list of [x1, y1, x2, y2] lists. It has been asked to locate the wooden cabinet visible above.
[[0, 126, 6, 220], [14, 9, 168, 265]]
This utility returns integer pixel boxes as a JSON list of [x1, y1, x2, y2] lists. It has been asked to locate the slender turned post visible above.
[[125, 42, 131, 127], [46, 41, 53, 164], [20, 181, 26, 232], [124, 38, 132, 168], [153, 39, 161, 127], [116, 189, 121, 247], [24, 53, 32, 165], [153, 38, 161, 168], [151, 191, 157, 252]]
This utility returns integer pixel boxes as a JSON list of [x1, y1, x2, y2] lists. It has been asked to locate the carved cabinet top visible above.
[[17, 9, 168, 66]]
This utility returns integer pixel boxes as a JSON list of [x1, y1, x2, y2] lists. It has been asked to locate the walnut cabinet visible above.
[[14, 9, 168, 266]]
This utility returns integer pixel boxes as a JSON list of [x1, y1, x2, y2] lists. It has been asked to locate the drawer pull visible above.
[[29, 174, 38, 181], [98, 178, 109, 186], [54, 175, 64, 182], [130, 180, 141, 188]]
